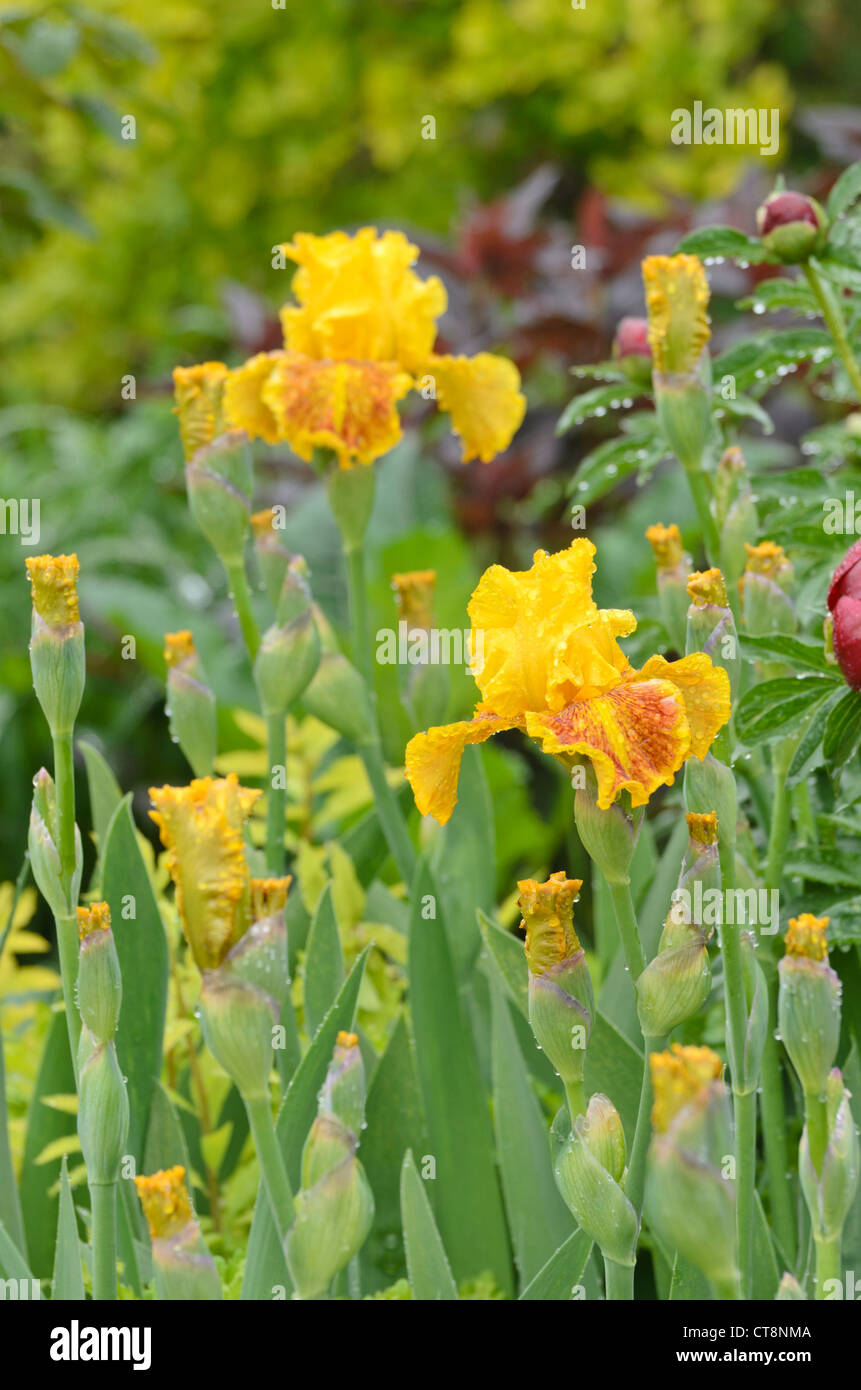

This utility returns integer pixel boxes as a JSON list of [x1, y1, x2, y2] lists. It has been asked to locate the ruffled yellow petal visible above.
[[279, 228, 446, 373], [224, 351, 284, 445], [636, 652, 730, 758], [261, 354, 412, 468], [642, 255, 710, 375], [427, 353, 526, 463], [650, 1044, 723, 1133], [518, 872, 583, 975], [526, 679, 691, 809], [173, 363, 229, 459], [26, 553, 80, 626], [467, 540, 634, 718], [785, 914, 829, 961], [405, 712, 523, 826], [149, 775, 260, 970]]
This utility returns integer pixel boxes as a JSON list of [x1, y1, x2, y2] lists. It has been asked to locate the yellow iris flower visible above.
[[149, 774, 260, 971], [405, 539, 730, 825], [217, 227, 525, 468]]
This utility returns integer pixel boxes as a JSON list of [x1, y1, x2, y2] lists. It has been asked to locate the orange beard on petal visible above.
[[526, 678, 691, 808], [263, 355, 411, 467]]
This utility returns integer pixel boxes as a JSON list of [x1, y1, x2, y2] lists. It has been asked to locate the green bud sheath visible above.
[[637, 933, 711, 1037], [653, 370, 713, 473], [742, 572, 797, 636], [77, 1036, 130, 1186], [800, 1072, 859, 1242], [199, 970, 278, 1102], [28, 769, 83, 917], [731, 931, 769, 1095], [528, 963, 592, 1087], [574, 772, 638, 885], [254, 610, 321, 716], [720, 495, 759, 593], [166, 663, 217, 780], [301, 652, 375, 745], [554, 1113, 638, 1267], [687, 602, 741, 702], [776, 1273, 807, 1300], [646, 1134, 738, 1293], [77, 926, 122, 1043], [29, 615, 86, 740], [684, 756, 737, 850], [186, 430, 253, 567], [152, 1230, 224, 1301], [778, 954, 841, 1097]]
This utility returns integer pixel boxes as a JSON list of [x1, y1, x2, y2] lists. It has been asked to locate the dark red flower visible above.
[[755, 192, 827, 263], [828, 540, 861, 689]]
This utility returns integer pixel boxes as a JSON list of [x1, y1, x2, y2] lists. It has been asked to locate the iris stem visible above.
[[91, 1180, 118, 1301], [265, 713, 287, 874], [803, 262, 861, 405], [224, 557, 261, 663], [344, 542, 374, 691], [607, 880, 646, 981], [563, 1079, 587, 1124], [718, 834, 756, 1300], [56, 912, 81, 1076], [814, 1234, 842, 1300], [604, 1256, 634, 1301], [245, 1094, 295, 1240], [681, 459, 721, 567]]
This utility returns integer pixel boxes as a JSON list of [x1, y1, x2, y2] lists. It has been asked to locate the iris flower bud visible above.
[[636, 903, 711, 1038], [554, 1093, 639, 1268], [28, 768, 83, 918], [186, 431, 254, 570], [519, 873, 592, 1108], [199, 970, 278, 1103], [254, 611, 320, 718], [164, 631, 217, 778], [76, 903, 121, 1044], [686, 568, 741, 701], [645, 1045, 739, 1298], [286, 1033, 374, 1299], [778, 915, 840, 1098], [713, 447, 758, 592], [827, 538, 861, 690], [800, 1070, 859, 1247], [740, 541, 796, 635], [684, 754, 737, 853], [25, 554, 85, 739], [645, 523, 691, 652], [251, 507, 292, 607], [391, 569, 449, 730], [776, 1273, 806, 1300], [135, 1166, 222, 1301], [643, 255, 713, 471], [756, 191, 828, 264]]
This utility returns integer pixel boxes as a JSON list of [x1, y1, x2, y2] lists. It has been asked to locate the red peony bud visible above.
[[613, 317, 651, 360], [828, 540, 861, 689], [756, 191, 827, 263]]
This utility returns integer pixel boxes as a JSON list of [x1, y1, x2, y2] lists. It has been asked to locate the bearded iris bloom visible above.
[[405, 539, 730, 825], [199, 227, 526, 469]]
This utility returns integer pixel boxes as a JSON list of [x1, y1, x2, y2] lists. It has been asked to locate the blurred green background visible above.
[[1, 0, 858, 886]]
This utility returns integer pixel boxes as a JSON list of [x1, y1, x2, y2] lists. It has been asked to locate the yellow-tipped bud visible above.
[[26, 553, 80, 626], [785, 914, 829, 962], [650, 1044, 723, 1133], [688, 568, 728, 608], [250, 875, 292, 920], [743, 540, 792, 587], [337, 1031, 359, 1049], [77, 901, 111, 940], [173, 362, 229, 460], [392, 570, 437, 631], [164, 630, 196, 668], [645, 523, 683, 570], [685, 811, 719, 846], [518, 871, 583, 975], [642, 255, 711, 375], [134, 1166, 193, 1241]]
